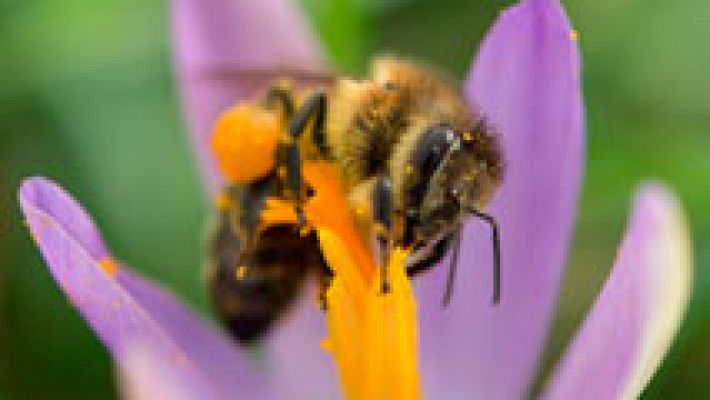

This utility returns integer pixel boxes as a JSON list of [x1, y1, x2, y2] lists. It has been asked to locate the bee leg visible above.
[[264, 86, 305, 225], [225, 180, 271, 281], [265, 86, 295, 120], [288, 91, 328, 157], [282, 142, 306, 227], [441, 228, 462, 307], [372, 174, 394, 294], [280, 91, 328, 228], [239, 178, 271, 232], [403, 230, 462, 307], [405, 235, 454, 278], [467, 208, 501, 305]]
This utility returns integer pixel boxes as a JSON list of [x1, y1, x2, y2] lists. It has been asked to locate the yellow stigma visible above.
[[324, 246, 420, 400], [261, 162, 421, 399]]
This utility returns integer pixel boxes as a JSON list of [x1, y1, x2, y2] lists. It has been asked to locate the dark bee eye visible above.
[[411, 125, 457, 173], [401, 124, 460, 245]]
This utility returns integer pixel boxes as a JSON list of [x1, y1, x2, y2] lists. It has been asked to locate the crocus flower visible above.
[[19, 0, 692, 399]]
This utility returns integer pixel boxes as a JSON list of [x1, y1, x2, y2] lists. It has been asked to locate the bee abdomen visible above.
[[210, 262, 306, 342], [208, 223, 322, 343]]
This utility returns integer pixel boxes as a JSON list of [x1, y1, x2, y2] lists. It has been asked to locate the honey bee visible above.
[[207, 57, 503, 344], [327, 57, 503, 301], [207, 85, 333, 343]]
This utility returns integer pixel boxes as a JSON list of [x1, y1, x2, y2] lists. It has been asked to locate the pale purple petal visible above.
[[19, 177, 109, 260], [116, 268, 281, 398], [19, 177, 278, 399], [119, 343, 219, 400], [542, 183, 692, 400], [416, 0, 584, 398], [265, 284, 341, 400], [172, 0, 329, 197]]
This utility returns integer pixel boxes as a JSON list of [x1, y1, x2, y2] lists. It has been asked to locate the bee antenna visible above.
[[441, 228, 462, 307], [466, 208, 501, 305]]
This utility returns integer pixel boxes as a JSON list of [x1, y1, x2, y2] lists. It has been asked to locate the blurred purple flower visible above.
[[19, 0, 692, 399]]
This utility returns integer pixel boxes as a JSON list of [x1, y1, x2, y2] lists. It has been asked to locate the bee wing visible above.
[[203, 67, 336, 91]]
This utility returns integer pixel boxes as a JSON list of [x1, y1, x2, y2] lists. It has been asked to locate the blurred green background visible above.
[[0, 0, 708, 398]]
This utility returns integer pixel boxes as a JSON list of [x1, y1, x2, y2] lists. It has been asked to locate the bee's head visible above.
[[398, 123, 503, 246]]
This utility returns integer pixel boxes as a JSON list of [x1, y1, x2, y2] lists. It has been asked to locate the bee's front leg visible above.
[[372, 174, 394, 294], [265, 85, 295, 120], [287, 91, 328, 156]]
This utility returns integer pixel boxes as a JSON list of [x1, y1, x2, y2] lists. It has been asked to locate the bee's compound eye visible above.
[[212, 103, 281, 183]]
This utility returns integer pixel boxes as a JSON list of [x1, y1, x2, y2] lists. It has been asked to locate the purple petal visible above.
[[116, 268, 281, 398], [542, 183, 692, 400], [119, 343, 219, 400], [172, 0, 329, 197], [416, 0, 584, 398], [265, 284, 341, 400], [19, 177, 278, 399], [19, 177, 109, 261]]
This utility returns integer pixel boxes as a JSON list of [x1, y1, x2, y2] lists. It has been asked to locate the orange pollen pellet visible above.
[[212, 103, 282, 183]]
